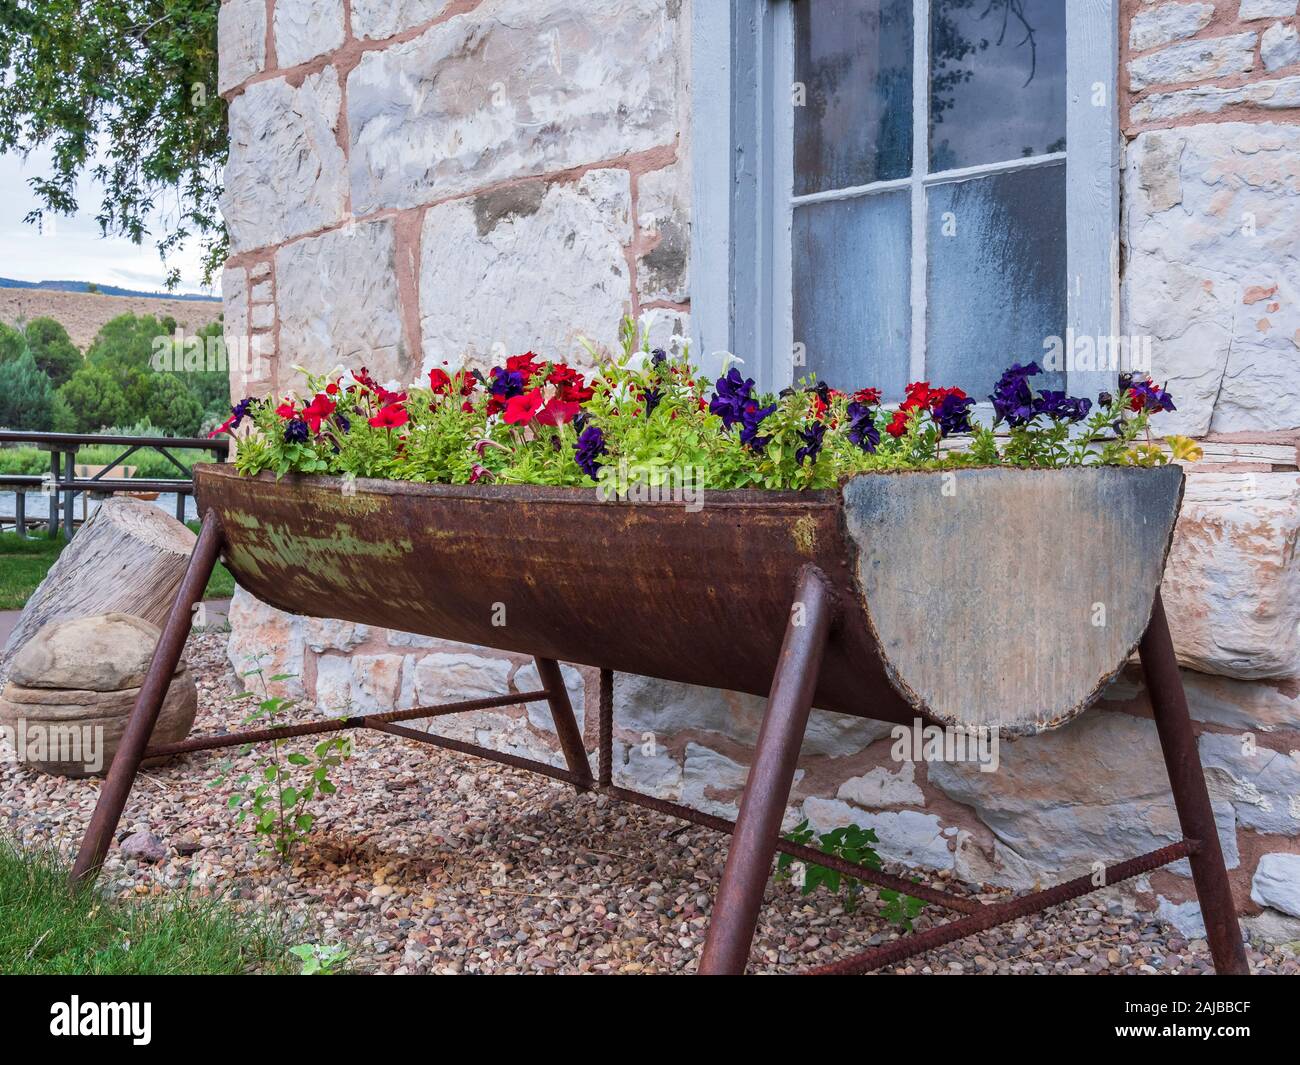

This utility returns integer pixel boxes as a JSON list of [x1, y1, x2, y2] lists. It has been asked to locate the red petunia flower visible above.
[[901, 381, 932, 412], [325, 382, 339, 395], [537, 398, 581, 426], [885, 409, 910, 438], [275, 402, 297, 420], [368, 403, 409, 429], [429, 368, 452, 393], [852, 387, 882, 406], [506, 352, 544, 381], [504, 389, 545, 425], [302, 393, 337, 433]]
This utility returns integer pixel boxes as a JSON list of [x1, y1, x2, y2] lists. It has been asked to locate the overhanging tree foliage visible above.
[[0, 0, 226, 287]]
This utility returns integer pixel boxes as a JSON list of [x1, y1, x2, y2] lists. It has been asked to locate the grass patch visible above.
[[0, 838, 291, 975], [0, 525, 232, 611]]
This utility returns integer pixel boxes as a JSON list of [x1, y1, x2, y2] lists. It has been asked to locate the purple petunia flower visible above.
[[230, 397, 255, 430], [1034, 390, 1093, 423], [796, 422, 826, 465], [651, 347, 668, 366], [933, 392, 977, 436], [845, 401, 881, 453], [989, 362, 1042, 427], [488, 367, 526, 402], [284, 418, 310, 443], [709, 368, 757, 428], [575, 425, 607, 479], [1129, 378, 1176, 414], [644, 387, 663, 416], [336, 413, 350, 434]]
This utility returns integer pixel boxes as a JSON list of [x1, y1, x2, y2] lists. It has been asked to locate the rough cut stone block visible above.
[[352, 0, 451, 40], [637, 161, 691, 305], [1130, 74, 1300, 121], [411, 652, 512, 705], [227, 586, 306, 700], [681, 743, 755, 820], [1130, 3, 1215, 52], [1250, 853, 1300, 915], [1124, 123, 1300, 434], [1162, 472, 1300, 680], [1201, 731, 1300, 834], [1128, 32, 1257, 92], [803, 798, 955, 871], [836, 761, 926, 809], [419, 171, 632, 367], [1103, 665, 1300, 732], [304, 618, 371, 654], [1240, 0, 1298, 19], [218, 0, 266, 94], [223, 71, 348, 253], [513, 660, 585, 734], [1261, 20, 1300, 70], [926, 711, 1239, 876], [611, 739, 683, 799], [274, 0, 346, 67], [275, 219, 409, 383], [347, 0, 680, 213]]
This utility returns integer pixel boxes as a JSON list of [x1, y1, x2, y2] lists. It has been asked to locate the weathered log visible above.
[[2, 497, 196, 668]]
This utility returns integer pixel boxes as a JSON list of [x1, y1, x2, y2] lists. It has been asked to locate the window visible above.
[[692, 1, 1118, 401]]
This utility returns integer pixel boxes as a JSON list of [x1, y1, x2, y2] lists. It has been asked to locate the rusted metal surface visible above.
[[195, 464, 1184, 735], [700, 565, 837, 975], [533, 657, 593, 791], [1140, 593, 1251, 975], [69, 509, 225, 888]]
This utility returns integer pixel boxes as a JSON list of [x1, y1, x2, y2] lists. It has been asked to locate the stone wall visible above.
[[219, 0, 1300, 943]]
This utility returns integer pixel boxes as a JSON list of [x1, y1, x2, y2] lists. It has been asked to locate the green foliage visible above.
[[23, 316, 81, 387], [142, 371, 205, 436], [289, 942, 351, 975], [0, 1, 228, 287], [57, 362, 130, 432], [776, 819, 926, 929], [0, 837, 290, 975], [213, 664, 352, 862], [0, 321, 26, 363], [0, 349, 55, 431]]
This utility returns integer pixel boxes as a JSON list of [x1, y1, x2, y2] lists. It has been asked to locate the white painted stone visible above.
[[927, 712, 1239, 876], [1250, 852, 1300, 916], [1130, 74, 1300, 121], [347, 0, 680, 213], [1162, 473, 1300, 680], [1240, 0, 1298, 19], [412, 652, 512, 704], [222, 71, 348, 253], [274, 0, 346, 68], [612, 739, 683, 800], [1157, 896, 1207, 939], [221, 266, 251, 404], [1261, 21, 1300, 70], [513, 660, 585, 734], [1130, 3, 1215, 52], [217, 0, 266, 94], [681, 743, 751, 820], [836, 761, 926, 809], [803, 797, 955, 871], [419, 171, 632, 368], [313, 654, 355, 716], [387, 630, 438, 649], [352, 0, 451, 40], [249, 279, 272, 305], [303, 617, 371, 654], [1123, 123, 1300, 435], [1128, 32, 1257, 91], [274, 219, 409, 382], [613, 672, 893, 759], [637, 161, 690, 305], [249, 302, 275, 331], [226, 586, 305, 700], [1201, 732, 1300, 834]]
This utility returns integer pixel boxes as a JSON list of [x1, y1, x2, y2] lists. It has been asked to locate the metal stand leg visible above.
[[69, 511, 225, 889], [533, 657, 593, 792], [698, 565, 837, 975], [1139, 592, 1250, 975]]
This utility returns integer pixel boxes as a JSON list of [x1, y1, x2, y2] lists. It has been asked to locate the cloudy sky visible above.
[[0, 145, 216, 297]]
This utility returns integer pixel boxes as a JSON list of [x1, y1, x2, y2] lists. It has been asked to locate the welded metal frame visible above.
[[69, 513, 1249, 975]]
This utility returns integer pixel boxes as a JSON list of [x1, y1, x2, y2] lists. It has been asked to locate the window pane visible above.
[[793, 191, 912, 397], [930, 0, 1066, 172], [794, 0, 913, 195], [926, 165, 1066, 400]]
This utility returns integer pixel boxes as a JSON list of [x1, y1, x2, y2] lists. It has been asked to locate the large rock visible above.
[[1250, 853, 1300, 917], [1123, 123, 1300, 434], [1201, 731, 1300, 835], [274, 0, 346, 68], [1162, 472, 1300, 680], [1129, 3, 1215, 52], [0, 614, 196, 777], [347, 0, 680, 213], [274, 219, 409, 382], [1131, 74, 1300, 123], [223, 71, 348, 253], [419, 171, 632, 366], [352, 0, 451, 40], [217, 0, 267, 94], [1127, 33, 1257, 92]]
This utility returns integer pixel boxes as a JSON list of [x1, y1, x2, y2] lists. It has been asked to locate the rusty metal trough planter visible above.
[[71, 462, 1249, 975]]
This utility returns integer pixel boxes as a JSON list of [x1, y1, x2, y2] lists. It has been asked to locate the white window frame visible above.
[[691, 0, 1120, 398]]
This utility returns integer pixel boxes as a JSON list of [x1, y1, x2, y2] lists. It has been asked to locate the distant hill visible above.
[[1, 287, 223, 351], [0, 277, 219, 302]]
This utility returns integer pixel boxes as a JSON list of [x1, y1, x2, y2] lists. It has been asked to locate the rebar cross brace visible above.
[[69, 513, 1250, 975]]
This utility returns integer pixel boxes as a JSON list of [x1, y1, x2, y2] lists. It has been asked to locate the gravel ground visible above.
[[2, 629, 1296, 976]]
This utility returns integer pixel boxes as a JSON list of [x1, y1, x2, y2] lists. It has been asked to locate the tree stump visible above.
[[2, 497, 197, 668]]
